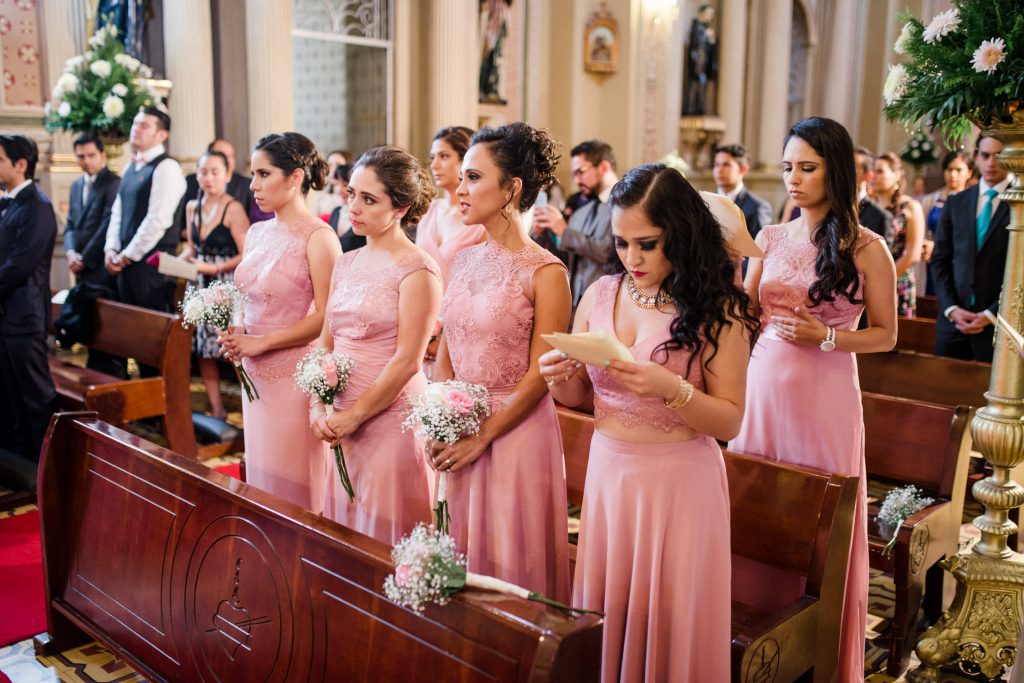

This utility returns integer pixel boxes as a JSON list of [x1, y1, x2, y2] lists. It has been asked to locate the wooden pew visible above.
[[857, 350, 989, 411], [916, 295, 938, 319], [896, 316, 937, 354], [862, 392, 972, 675], [49, 298, 197, 457], [555, 407, 857, 682], [35, 413, 601, 681]]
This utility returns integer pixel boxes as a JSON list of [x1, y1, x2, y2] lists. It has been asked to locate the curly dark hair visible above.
[[470, 122, 560, 212], [353, 146, 438, 228], [253, 132, 329, 194], [785, 117, 862, 306], [608, 164, 760, 373]]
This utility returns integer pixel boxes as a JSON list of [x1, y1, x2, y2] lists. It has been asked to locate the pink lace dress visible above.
[[233, 218, 332, 513], [730, 224, 883, 683], [573, 274, 730, 683], [440, 241, 570, 602], [414, 200, 486, 286], [324, 249, 438, 544]]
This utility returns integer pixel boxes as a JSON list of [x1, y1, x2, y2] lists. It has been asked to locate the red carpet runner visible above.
[[0, 510, 44, 648]]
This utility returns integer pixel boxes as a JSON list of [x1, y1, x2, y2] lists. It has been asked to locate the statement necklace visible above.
[[200, 196, 221, 225], [627, 276, 673, 309]]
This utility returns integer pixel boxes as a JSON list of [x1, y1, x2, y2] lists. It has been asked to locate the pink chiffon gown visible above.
[[729, 224, 884, 683], [573, 274, 731, 683], [414, 200, 486, 285], [323, 248, 438, 544], [440, 241, 571, 602], [233, 217, 332, 513]]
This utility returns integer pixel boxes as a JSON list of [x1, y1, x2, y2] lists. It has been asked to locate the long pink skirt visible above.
[[573, 432, 731, 683], [730, 334, 868, 683], [446, 393, 570, 602]]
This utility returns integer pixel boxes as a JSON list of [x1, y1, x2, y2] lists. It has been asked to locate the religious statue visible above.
[[479, 0, 512, 105], [683, 4, 718, 116]]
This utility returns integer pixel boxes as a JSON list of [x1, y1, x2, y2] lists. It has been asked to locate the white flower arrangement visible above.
[[877, 484, 935, 555], [295, 347, 356, 502], [893, 23, 913, 55], [972, 37, 1007, 75], [883, 63, 910, 106], [180, 282, 260, 402], [922, 8, 960, 44]]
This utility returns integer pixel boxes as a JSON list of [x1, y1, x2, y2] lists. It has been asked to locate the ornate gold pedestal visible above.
[[908, 108, 1024, 681]]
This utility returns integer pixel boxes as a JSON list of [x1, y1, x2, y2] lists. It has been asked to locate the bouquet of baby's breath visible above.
[[44, 19, 161, 139], [877, 485, 935, 556], [295, 347, 356, 502], [383, 523, 603, 617], [403, 381, 490, 534], [883, 0, 1024, 144], [180, 282, 259, 401]]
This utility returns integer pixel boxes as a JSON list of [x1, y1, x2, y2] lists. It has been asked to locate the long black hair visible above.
[[607, 164, 760, 373], [785, 117, 862, 305]]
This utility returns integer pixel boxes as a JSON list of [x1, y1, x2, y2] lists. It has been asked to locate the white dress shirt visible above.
[[103, 144, 187, 262], [975, 175, 1014, 217], [718, 182, 744, 203]]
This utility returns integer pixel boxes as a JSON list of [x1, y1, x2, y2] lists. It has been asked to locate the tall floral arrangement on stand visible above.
[[899, 130, 939, 168], [883, 0, 1022, 141], [43, 21, 161, 142]]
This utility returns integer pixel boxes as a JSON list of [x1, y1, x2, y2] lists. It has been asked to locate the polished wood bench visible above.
[[35, 413, 601, 681], [555, 407, 857, 682], [896, 316, 938, 354], [916, 294, 938, 319], [49, 298, 197, 458], [862, 392, 972, 675], [857, 350, 989, 411]]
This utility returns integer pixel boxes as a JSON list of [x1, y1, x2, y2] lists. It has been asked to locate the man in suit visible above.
[[104, 106, 186, 314], [931, 134, 1014, 362], [65, 134, 120, 287], [854, 147, 894, 245], [0, 134, 59, 471], [713, 143, 772, 238], [532, 139, 619, 309]]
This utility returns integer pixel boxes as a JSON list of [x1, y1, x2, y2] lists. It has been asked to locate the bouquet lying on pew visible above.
[[402, 381, 490, 534], [383, 523, 602, 617], [180, 282, 259, 401], [877, 484, 935, 556], [295, 347, 356, 502]]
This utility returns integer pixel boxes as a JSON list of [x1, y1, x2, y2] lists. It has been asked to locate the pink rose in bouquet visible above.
[[445, 388, 475, 416]]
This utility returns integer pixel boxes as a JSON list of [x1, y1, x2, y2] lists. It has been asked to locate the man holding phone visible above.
[[532, 139, 618, 309]]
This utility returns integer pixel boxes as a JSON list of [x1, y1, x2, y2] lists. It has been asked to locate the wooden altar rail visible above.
[[34, 413, 602, 682]]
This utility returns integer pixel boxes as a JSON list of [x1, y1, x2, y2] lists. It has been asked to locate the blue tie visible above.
[[977, 188, 998, 250]]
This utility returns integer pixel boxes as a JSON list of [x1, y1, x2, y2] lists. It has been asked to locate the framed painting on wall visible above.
[[584, 7, 618, 75]]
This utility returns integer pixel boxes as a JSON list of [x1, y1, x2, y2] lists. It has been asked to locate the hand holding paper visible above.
[[147, 251, 199, 281], [541, 330, 634, 367]]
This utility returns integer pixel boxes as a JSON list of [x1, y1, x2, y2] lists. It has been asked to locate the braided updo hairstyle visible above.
[[353, 146, 438, 229], [252, 132, 329, 194], [469, 122, 560, 212]]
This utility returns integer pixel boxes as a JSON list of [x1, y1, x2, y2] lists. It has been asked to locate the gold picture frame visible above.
[[583, 8, 618, 75]]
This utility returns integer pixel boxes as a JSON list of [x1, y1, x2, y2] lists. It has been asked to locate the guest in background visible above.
[[931, 134, 1013, 362], [713, 143, 773, 239], [103, 107, 186, 315], [219, 132, 340, 512], [327, 164, 365, 251], [311, 147, 440, 543], [0, 135, 60, 468], [180, 150, 250, 420], [920, 151, 972, 296], [532, 139, 619, 309], [730, 117, 897, 683], [416, 126, 485, 285], [873, 151, 925, 316], [853, 146, 895, 246], [317, 149, 351, 220], [542, 164, 757, 681], [428, 122, 572, 601], [175, 139, 269, 241]]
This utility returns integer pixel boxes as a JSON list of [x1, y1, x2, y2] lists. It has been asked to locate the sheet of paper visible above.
[[541, 330, 635, 366], [155, 252, 199, 281], [51, 289, 69, 305], [989, 311, 1024, 354]]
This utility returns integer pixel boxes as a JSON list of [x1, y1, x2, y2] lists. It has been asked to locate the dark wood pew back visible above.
[[36, 414, 601, 682], [916, 295, 938, 319], [857, 350, 989, 411], [896, 316, 937, 354]]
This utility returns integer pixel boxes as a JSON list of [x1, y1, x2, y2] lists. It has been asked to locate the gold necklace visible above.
[[627, 276, 673, 309]]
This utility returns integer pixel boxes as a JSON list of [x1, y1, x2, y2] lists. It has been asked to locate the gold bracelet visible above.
[[663, 375, 695, 409]]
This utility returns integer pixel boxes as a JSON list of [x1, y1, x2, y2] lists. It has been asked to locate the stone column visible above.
[[717, 0, 747, 142], [163, 0, 216, 166], [245, 0, 294, 145], [428, 0, 478, 135], [755, 0, 792, 168], [819, 0, 858, 126]]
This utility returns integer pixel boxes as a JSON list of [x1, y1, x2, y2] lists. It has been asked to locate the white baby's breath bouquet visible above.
[[383, 523, 602, 617], [295, 347, 356, 502], [403, 381, 490, 534], [44, 19, 161, 140], [180, 282, 259, 402], [877, 485, 935, 556]]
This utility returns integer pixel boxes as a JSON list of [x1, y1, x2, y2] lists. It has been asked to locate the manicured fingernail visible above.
[[560, 352, 567, 359], [604, 360, 610, 367]]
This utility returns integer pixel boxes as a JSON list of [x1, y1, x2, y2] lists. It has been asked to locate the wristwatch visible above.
[[819, 326, 836, 352]]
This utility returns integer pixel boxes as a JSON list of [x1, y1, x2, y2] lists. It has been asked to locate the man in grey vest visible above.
[[104, 106, 186, 313], [532, 140, 619, 309]]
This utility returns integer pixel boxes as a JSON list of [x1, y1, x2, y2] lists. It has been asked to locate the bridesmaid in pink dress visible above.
[[416, 126, 486, 286], [427, 123, 572, 602], [542, 165, 758, 682], [219, 133, 341, 513], [310, 147, 441, 544], [730, 117, 897, 683]]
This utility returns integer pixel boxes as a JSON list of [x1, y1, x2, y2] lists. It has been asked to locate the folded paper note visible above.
[[150, 252, 199, 280], [541, 330, 635, 366], [984, 311, 1024, 356], [700, 191, 764, 259]]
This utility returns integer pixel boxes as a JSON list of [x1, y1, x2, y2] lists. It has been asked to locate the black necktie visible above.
[[0, 196, 12, 218]]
